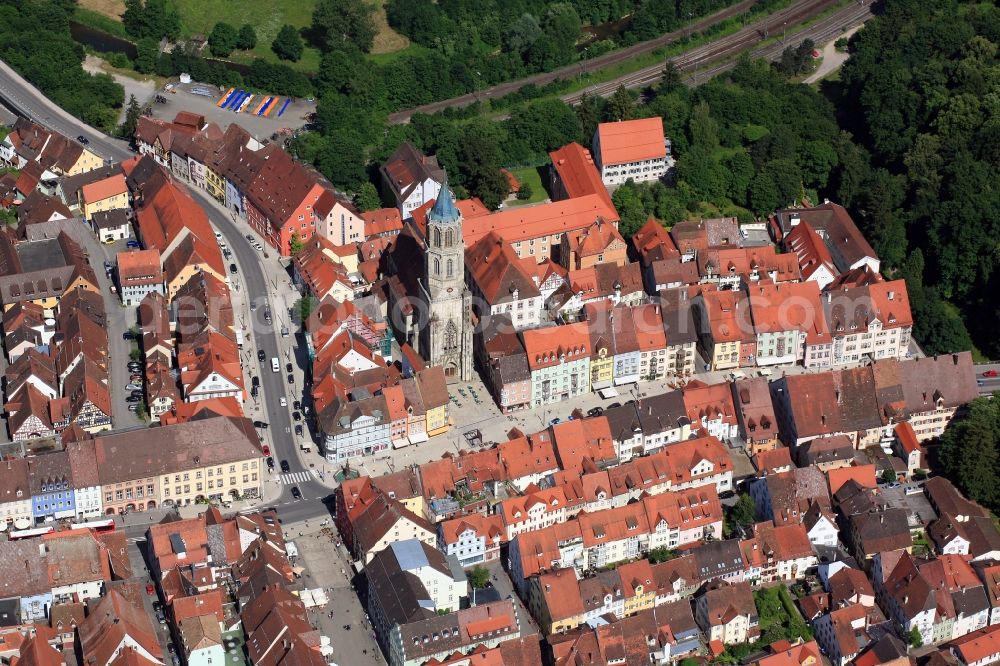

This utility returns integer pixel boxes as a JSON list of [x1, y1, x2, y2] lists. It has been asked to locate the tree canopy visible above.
[[272, 25, 304, 62], [838, 0, 1000, 357]]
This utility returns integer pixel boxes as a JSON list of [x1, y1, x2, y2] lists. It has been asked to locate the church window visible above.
[[444, 320, 458, 351], [434, 228, 442, 247], [446, 229, 454, 247], [434, 258, 440, 276], [447, 259, 454, 278]]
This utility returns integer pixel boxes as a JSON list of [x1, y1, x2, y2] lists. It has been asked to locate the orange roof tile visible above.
[[548, 142, 612, 207], [464, 194, 619, 246], [522, 322, 591, 371], [81, 173, 127, 203], [596, 117, 666, 166], [117, 249, 162, 282], [827, 464, 877, 495]]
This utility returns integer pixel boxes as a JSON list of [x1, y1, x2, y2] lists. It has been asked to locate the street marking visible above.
[[278, 471, 316, 485]]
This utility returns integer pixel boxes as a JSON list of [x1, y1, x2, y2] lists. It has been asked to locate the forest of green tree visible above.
[[0, 0, 124, 132]]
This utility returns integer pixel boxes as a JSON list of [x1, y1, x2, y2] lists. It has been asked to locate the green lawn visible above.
[[507, 167, 549, 206], [169, 0, 322, 72]]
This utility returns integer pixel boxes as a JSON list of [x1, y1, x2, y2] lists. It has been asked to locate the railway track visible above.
[[561, 0, 874, 101], [389, 0, 795, 124]]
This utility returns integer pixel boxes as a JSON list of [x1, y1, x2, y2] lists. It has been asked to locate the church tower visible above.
[[420, 179, 473, 382]]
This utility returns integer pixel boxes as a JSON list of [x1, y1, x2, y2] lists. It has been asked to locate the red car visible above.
[[146, 583, 155, 595], [262, 444, 270, 456], [983, 370, 998, 378]]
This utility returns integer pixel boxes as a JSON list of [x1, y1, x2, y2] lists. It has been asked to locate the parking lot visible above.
[[148, 81, 315, 142]]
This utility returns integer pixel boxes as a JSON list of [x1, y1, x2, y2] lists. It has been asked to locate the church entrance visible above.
[[444, 365, 457, 379]]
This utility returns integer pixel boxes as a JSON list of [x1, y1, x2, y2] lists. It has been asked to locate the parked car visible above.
[[292, 411, 301, 422], [262, 444, 270, 456], [587, 406, 604, 417], [77, 135, 89, 145], [252, 421, 268, 429], [126, 240, 140, 249], [266, 457, 275, 469], [127, 362, 142, 371], [287, 374, 294, 385], [607, 402, 621, 409], [294, 425, 303, 437], [279, 397, 287, 406], [103, 260, 112, 274], [280, 460, 290, 473], [549, 417, 561, 425], [257, 350, 266, 362], [146, 583, 155, 595], [229, 263, 238, 274], [285, 363, 293, 373], [125, 384, 142, 392], [125, 396, 141, 403], [128, 403, 138, 412], [984, 369, 998, 378], [293, 400, 301, 411], [251, 376, 260, 387], [130, 389, 144, 397]]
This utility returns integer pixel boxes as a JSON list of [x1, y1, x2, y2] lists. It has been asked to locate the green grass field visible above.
[[168, 0, 322, 72], [507, 167, 549, 206]]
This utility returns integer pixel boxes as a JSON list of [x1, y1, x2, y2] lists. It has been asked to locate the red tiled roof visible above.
[[549, 142, 612, 207], [596, 117, 666, 166]]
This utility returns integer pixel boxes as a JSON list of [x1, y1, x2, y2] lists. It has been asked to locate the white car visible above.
[[279, 397, 287, 406], [214, 231, 223, 240]]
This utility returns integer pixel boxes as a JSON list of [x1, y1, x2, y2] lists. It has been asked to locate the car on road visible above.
[[607, 402, 621, 409], [245, 234, 254, 242], [290, 486, 302, 500], [342, 625, 350, 631], [155, 608, 166, 624], [229, 263, 238, 274], [129, 374, 143, 382], [130, 390, 144, 398], [287, 374, 294, 385], [126, 240, 140, 249], [293, 400, 301, 411], [214, 231, 223, 241], [292, 411, 301, 422], [103, 260, 112, 274], [251, 376, 260, 387], [279, 397, 287, 406], [266, 457, 274, 469], [146, 583, 155, 595], [254, 243, 263, 251], [286, 363, 293, 373], [587, 407, 604, 417], [549, 417, 561, 425], [250, 302, 257, 312], [294, 425, 303, 437], [122, 330, 136, 340], [128, 403, 138, 412], [125, 383, 142, 391], [77, 135, 89, 145], [262, 444, 270, 456], [257, 350, 266, 362], [984, 370, 998, 377], [252, 421, 268, 429], [126, 396, 141, 403], [280, 460, 290, 473]]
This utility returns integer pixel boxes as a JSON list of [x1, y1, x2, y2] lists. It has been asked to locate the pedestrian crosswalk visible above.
[[278, 471, 316, 485]]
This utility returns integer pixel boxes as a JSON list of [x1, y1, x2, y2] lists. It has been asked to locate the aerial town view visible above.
[[0, 0, 997, 665]]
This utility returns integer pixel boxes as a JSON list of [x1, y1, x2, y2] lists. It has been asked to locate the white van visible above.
[[758, 368, 773, 377], [271, 357, 280, 373]]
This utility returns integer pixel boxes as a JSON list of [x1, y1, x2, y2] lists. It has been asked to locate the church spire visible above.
[[429, 174, 460, 223]]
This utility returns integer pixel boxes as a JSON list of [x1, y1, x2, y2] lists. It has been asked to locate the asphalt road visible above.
[[974, 363, 1000, 396], [0, 60, 330, 525]]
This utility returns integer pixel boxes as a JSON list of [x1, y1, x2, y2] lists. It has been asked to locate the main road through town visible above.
[[0, 59, 329, 525]]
